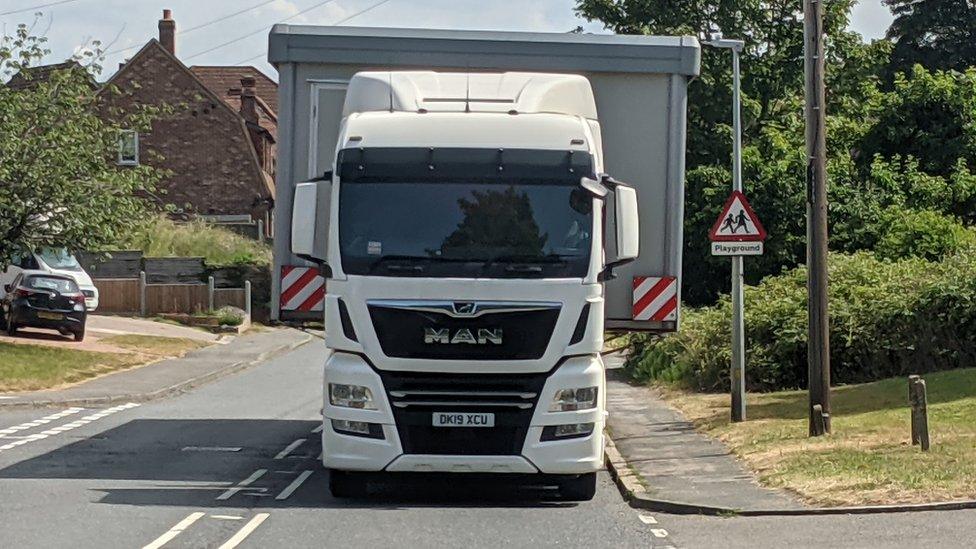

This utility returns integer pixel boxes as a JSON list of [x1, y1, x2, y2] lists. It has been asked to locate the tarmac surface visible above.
[[1, 342, 974, 548]]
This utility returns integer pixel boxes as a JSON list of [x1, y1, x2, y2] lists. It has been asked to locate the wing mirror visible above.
[[291, 173, 332, 276], [582, 174, 640, 280]]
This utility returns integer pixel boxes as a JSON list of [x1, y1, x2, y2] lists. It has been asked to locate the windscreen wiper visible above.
[[480, 253, 574, 275], [367, 254, 432, 274]]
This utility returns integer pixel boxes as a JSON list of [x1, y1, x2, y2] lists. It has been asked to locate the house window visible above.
[[118, 130, 139, 165]]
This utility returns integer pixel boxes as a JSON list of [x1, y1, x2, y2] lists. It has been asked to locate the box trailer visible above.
[[270, 26, 699, 330]]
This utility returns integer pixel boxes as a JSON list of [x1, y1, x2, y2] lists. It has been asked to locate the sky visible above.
[[0, 0, 895, 81]]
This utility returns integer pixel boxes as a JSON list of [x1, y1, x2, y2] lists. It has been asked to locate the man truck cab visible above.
[[291, 71, 640, 500]]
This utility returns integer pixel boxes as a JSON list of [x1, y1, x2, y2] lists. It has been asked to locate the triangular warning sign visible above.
[[709, 190, 766, 242]]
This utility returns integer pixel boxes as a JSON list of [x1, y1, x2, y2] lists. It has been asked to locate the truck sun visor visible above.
[[337, 147, 594, 182]]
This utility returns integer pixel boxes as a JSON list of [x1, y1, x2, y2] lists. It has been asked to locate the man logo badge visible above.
[[424, 327, 503, 345]]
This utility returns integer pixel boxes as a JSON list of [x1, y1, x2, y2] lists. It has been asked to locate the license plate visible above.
[[432, 412, 495, 427], [37, 311, 64, 320]]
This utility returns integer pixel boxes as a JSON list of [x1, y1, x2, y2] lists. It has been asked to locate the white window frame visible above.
[[118, 129, 139, 166], [307, 80, 349, 179]]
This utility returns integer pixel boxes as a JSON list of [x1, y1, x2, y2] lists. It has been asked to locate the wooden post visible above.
[[910, 377, 930, 451], [139, 271, 147, 317], [805, 0, 831, 436], [207, 276, 215, 312], [908, 375, 920, 445], [244, 280, 252, 321]]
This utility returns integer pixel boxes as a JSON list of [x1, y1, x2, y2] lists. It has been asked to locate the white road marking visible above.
[[316, 451, 323, 460], [276, 470, 314, 500], [142, 511, 205, 549], [211, 515, 244, 520], [274, 438, 306, 459], [651, 528, 669, 538], [0, 404, 138, 452], [0, 407, 84, 436], [182, 446, 243, 452], [217, 513, 270, 549], [311, 424, 323, 433], [638, 514, 658, 525], [217, 469, 267, 500]]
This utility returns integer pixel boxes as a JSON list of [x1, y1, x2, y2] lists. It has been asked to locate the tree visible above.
[[0, 23, 164, 267], [884, 0, 976, 78], [575, 0, 879, 303]]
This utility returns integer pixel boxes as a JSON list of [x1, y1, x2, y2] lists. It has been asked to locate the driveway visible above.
[[0, 315, 220, 353]]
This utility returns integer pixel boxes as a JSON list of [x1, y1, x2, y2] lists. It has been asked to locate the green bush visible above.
[[112, 217, 271, 267], [874, 207, 975, 261], [627, 249, 976, 392]]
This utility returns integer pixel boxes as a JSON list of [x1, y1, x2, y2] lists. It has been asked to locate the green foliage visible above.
[[874, 207, 975, 261], [0, 24, 165, 269], [884, 0, 976, 78], [112, 216, 271, 267], [859, 67, 976, 177], [627, 250, 976, 392]]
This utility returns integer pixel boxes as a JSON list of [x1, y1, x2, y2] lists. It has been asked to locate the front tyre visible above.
[[328, 469, 366, 498], [559, 472, 597, 501]]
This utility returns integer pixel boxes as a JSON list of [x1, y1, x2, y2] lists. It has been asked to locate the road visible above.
[[1, 342, 973, 548]]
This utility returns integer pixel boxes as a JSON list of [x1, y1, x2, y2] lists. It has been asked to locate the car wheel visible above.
[[559, 472, 597, 501], [328, 470, 367, 498], [73, 326, 86, 342]]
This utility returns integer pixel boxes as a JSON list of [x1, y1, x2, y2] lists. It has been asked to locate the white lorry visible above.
[[291, 71, 641, 500]]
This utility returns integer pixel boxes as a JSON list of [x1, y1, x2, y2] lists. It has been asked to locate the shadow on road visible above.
[[0, 418, 578, 510]]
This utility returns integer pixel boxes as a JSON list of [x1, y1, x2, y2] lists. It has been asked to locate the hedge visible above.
[[626, 249, 976, 392]]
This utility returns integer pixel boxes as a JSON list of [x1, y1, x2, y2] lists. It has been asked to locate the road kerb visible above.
[[604, 433, 976, 516], [0, 332, 313, 411]]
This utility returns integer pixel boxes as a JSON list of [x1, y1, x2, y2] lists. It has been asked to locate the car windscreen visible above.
[[338, 180, 593, 278], [26, 276, 79, 293], [37, 248, 82, 271]]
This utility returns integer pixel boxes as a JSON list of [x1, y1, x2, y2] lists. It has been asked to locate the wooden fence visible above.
[[92, 274, 250, 316], [93, 278, 142, 313]]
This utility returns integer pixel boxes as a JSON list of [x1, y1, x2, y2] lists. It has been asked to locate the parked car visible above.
[[0, 271, 88, 341], [0, 249, 99, 311]]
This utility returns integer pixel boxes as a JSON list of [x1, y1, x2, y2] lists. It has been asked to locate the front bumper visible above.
[[321, 352, 605, 474]]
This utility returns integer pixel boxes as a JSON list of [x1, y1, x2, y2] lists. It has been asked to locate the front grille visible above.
[[379, 370, 551, 455], [367, 303, 560, 360]]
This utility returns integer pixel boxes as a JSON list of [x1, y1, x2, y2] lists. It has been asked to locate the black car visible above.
[[0, 270, 87, 341]]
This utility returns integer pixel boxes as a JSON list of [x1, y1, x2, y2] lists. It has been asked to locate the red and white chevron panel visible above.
[[632, 276, 678, 321], [280, 266, 325, 312]]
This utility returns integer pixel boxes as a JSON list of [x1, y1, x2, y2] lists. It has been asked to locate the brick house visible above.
[[99, 10, 277, 236]]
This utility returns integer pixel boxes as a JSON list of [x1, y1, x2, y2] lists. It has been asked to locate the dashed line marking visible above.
[[142, 511, 205, 549], [638, 514, 658, 525], [182, 446, 243, 452], [274, 438, 306, 459], [276, 470, 313, 500], [0, 407, 84, 436], [311, 424, 323, 433], [217, 513, 270, 549], [217, 469, 267, 500], [0, 403, 138, 452], [211, 515, 244, 521], [651, 528, 669, 538]]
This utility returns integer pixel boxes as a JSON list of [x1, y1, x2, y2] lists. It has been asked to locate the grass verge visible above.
[[657, 368, 976, 506], [0, 336, 207, 392], [98, 335, 207, 358]]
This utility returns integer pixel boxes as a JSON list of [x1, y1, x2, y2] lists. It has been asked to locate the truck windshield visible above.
[[339, 181, 593, 278]]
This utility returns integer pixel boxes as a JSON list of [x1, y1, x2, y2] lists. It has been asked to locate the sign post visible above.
[[709, 190, 766, 422]]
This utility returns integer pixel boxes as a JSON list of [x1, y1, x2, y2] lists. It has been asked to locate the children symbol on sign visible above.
[[734, 209, 751, 233], [720, 213, 736, 234]]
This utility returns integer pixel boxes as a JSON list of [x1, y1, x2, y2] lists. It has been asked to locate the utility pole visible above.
[[705, 37, 747, 422], [804, 0, 831, 435]]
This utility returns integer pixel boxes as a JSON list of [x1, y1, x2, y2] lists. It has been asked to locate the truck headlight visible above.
[[329, 383, 376, 410], [549, 387, 598, 412]]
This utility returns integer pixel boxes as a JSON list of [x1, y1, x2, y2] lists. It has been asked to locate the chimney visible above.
[[159, 9, 176, 55], [240, 76, 258, 124]]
